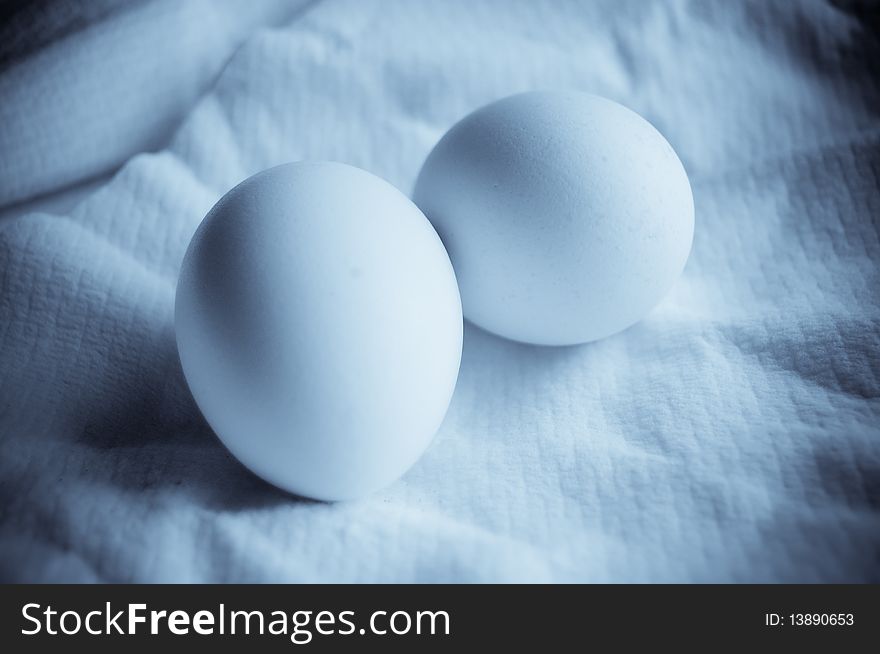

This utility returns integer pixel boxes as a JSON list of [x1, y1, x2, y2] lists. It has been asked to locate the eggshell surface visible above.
[[413, 91, 695, 346], [175, 162, 463, 501]]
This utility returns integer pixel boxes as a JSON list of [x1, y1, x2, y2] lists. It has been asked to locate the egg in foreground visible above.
[[413, 91, 694, 346], [175, 162, 463, 501]]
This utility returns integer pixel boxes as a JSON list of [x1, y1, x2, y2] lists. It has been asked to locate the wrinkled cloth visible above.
[[0, 0, 308, 206], [0, 0, 878, 582]]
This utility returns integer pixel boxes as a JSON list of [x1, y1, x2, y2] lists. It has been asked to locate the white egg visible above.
[[413, 91, 694, 346], [175, 162, 462, 501]]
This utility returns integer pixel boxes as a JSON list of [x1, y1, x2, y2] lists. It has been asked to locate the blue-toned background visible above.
[[0, 0, 878, 582]]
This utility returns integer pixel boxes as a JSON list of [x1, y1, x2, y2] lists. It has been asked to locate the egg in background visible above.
[[413, 91, 695, 346]]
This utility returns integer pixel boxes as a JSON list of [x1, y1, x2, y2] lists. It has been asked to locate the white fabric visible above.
[[0, 0, 307, 206], [1, 0, 878, 582]]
